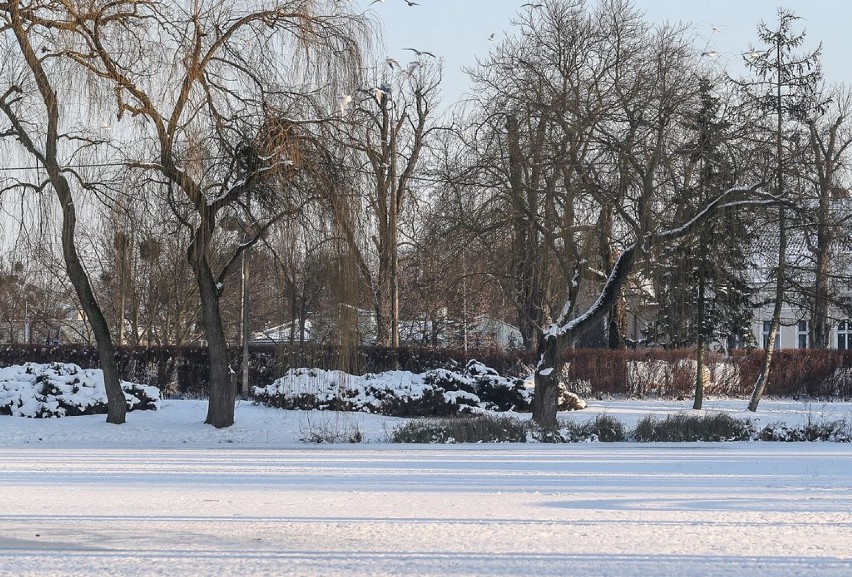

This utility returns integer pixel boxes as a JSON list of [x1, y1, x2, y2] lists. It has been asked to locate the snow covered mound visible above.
[[0, 362, 160, 418], [253, 359, 540, 416]]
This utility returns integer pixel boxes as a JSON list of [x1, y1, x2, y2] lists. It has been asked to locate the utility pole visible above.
[[24, 301, 30, 344], [240, 248, 250, 398]]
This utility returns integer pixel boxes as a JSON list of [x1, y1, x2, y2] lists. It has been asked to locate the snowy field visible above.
[[1, 399, 852, 576]]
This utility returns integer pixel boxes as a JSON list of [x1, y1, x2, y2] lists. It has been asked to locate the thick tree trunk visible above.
[[533, 247, 638, 429], [189, 218, 235, 428], [607, 298, 627, 350], [532, 336, 563, 430], [197, 263, 235, 428]]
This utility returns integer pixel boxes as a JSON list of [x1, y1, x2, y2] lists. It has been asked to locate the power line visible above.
[[0, 160, 130, 173]]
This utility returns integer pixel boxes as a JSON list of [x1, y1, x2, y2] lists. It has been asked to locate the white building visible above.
[[751, 302, 852, 350]]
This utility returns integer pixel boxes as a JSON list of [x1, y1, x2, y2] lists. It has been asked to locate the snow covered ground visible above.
[[1, 399, 851, 576]]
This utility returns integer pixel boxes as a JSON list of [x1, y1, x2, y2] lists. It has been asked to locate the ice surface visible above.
[[1, 397, 851, 576]]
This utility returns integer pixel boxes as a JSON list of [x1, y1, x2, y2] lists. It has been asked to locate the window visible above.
[[838, 321, 851, 350], [798, 320, 809, 349], [762, 320, 780, 349]]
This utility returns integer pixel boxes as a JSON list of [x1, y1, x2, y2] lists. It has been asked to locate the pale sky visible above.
[[358, 0, 852, 112]]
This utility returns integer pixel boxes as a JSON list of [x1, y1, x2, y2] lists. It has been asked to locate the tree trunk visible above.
[[376, 254, 391, 347], [693, 256, 706, 410], [607, 297, 627, 350], [189, 219, 235, 428], [812, 197, 831, 349], [533, 246, 638, 428], [812, 246, 830, 349], [693, 343, 705, 410], [240, 249, 250, 398], [56, 183, 127, 424], [749, 208, 786, 412], [532, 336, 563, 430], [198, 264, 235, 428]]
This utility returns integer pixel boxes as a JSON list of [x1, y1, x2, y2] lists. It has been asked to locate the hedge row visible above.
[[1, 344, 851, 400]]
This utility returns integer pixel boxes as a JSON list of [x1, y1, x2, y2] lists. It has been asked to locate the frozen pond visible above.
[[1, 444, 851, 576]]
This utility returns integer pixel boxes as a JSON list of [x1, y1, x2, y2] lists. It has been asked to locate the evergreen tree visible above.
[[651, 78, 756, 407]]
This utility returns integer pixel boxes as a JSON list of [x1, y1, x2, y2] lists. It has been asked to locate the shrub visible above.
[[758, 418, 851, 442], [557, 414, 627, 442], [591, 414, 627, 442], [0, 362, 160, 418], [299, 415, 363, 443], [391, 414, 531, 443], [633, 412, 753, 442], [5, 344, 852, 401], [253, 360, 535, 417]]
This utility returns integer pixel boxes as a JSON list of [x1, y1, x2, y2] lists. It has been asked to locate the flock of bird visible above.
[[338, 49, 432, 114], [338, 1, 546, 115], [369, 0, 420, 6]]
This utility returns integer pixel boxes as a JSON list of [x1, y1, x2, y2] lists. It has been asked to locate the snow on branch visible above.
[[543, 183, 769, 343], [657, 182, 766, 242], [544, 243, 636, 341]]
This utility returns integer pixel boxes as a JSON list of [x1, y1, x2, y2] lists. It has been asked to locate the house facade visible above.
[[751, 302, 852, 350]]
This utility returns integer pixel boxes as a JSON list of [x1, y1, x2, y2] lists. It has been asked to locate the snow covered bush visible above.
[[818, 368, 852, 400], [252, 360, 534, 417], [627, 360, 672, 397], [0, 362, 160, 418], [633, 413, 753, 442]]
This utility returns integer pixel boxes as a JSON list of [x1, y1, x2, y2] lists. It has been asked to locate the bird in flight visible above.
[[368, 84, 391, 104], [387, 57, 401, 69], [403, 0, 419, 5], [406, 60, 422, 75], [404, 47, 436, 58]]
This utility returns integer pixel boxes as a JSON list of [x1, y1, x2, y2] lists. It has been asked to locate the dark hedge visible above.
[[1, 344, 850, 400]]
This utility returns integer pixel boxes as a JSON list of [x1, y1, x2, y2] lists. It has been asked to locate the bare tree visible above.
[[742, 9, 822, 412], [0, 1, 127, 423], [41, 0, 367, 427], [336, 56, 440, 350], [458, 0, 605, 352], [797, 87, 852, 349], [451, 0, 779, 428]]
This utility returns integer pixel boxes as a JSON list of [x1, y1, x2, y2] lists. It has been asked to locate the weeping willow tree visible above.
[[27, 0, 371, 428], [0, 1, 129, 423]]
